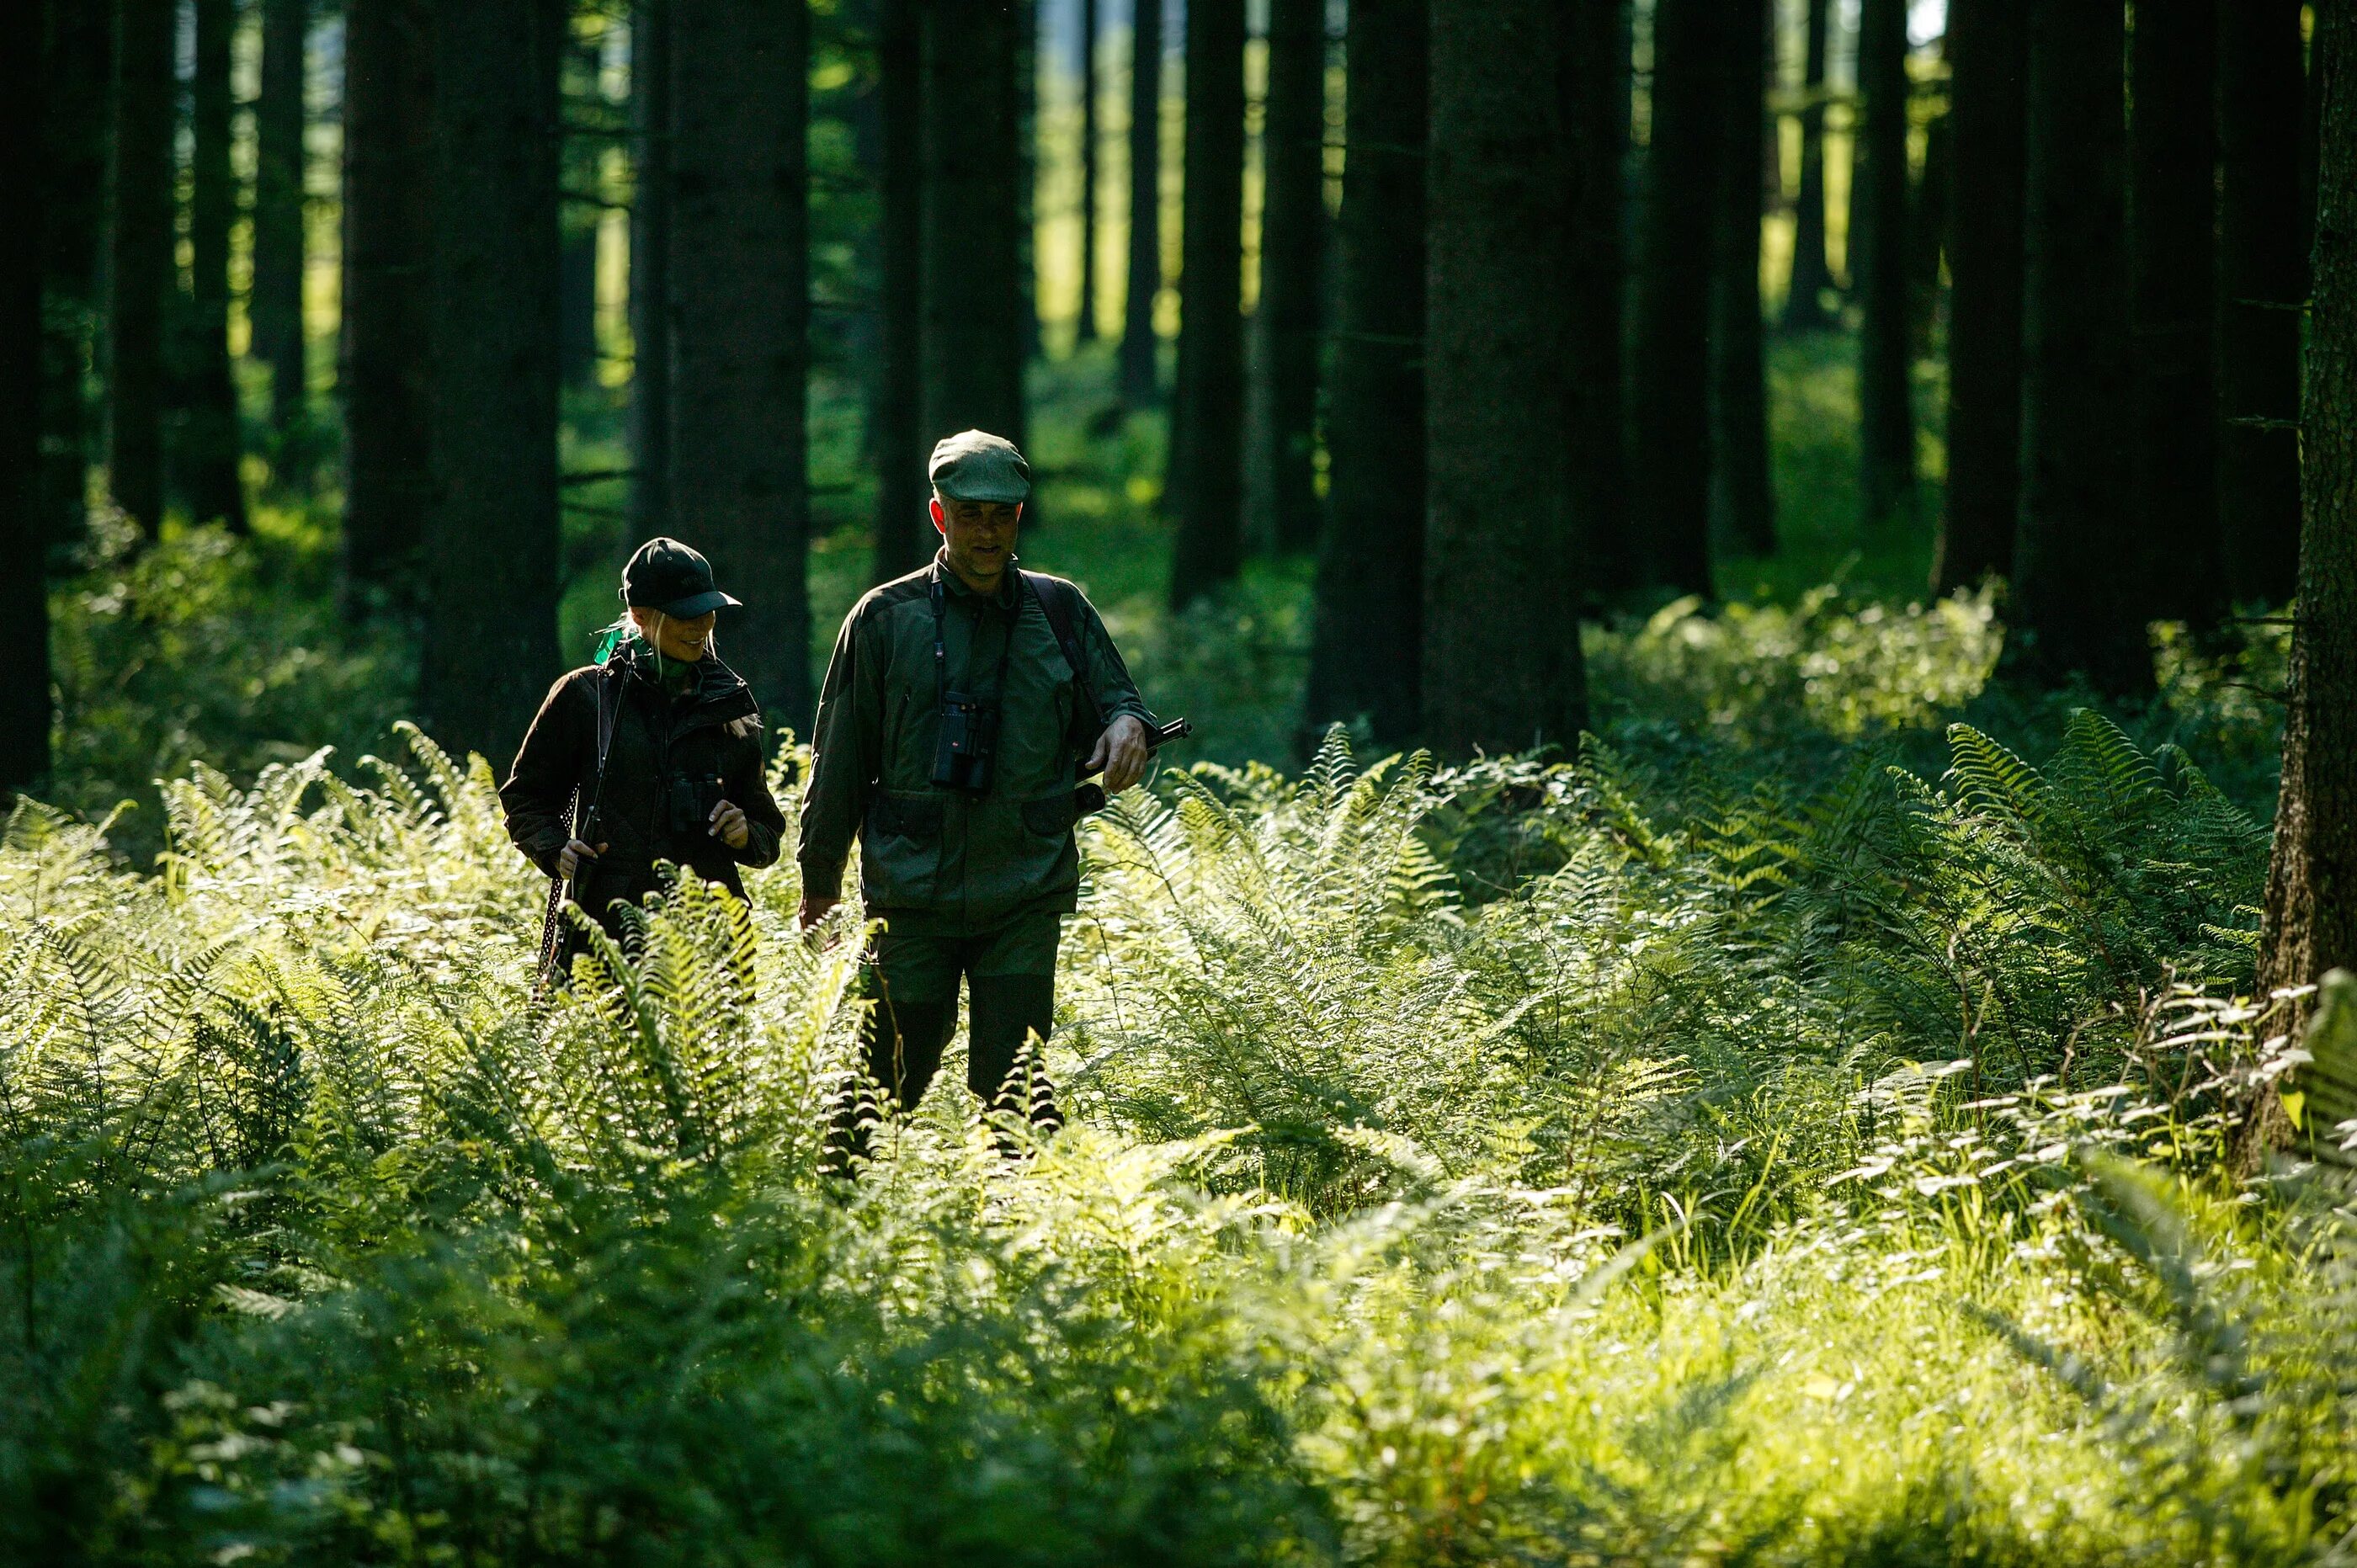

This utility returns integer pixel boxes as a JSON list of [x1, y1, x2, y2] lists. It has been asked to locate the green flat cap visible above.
[[928, 429, 1031, 504]]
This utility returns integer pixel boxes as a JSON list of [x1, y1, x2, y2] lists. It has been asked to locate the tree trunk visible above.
[[182, 0, 248, 533], [629, 0, 672, 542], [2131, 0, 2222, 627], [421, 0, 564, 759], [1933, 0, 2025, 594], [253, 0, 310, 435], [1855, 0, 1914, 530], [1631, 0, 1717, 596], [2217, 0, 2310, 608], [1167, 0, 1245, 609], [1908, 99, 1951, 358], [341, 0, 434, 601], [1423, 1, 1586, 755], [1301, 0, 1423, 747], [37, 0, 112, 550], [1712, 0, 1774, 559], [1077, 0, 1099, 343], [1254, 0, 1324, 556], [559, 25, 604, 390], [2253, 0, 2357, 1158], [871, 0, 928, 582], [108, 0, 174, 538], [1120, 0, 1163, 407], [1020, 0, 1041, 364], [920, 1, 1026, 449], [2010, 0, 2148, 695], [1785, 0, 1839, 329], [1563, 0, 1633, 598], [670, 0, 811, 722], [1, 9, 51, 796]]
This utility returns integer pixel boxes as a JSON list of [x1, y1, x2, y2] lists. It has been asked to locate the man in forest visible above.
[[801, 430, 1156, 1171]]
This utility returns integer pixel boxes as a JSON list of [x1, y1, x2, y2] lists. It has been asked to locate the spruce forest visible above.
[[13, 0, 2357, 1560]]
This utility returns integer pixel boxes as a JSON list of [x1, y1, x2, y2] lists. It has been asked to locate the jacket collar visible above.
[[931, 549, 1023, 610], [610, 640, 757, 716]]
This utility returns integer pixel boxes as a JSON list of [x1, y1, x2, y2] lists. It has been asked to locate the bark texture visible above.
[[669, 0, 811, 721], [342, 0, 434, 601], [181, 0, 248, 532], [422, 0, 564, 758], [2131, 0, 2222, 626], [1934, 0, 2025, 593], [253, 0, 311, 433], [1254, 0, 1326, 556], [1855, 0, 1915, 529], [36, 0, 111, 548], [1422, 1, 1586, 755], [630, 0, 672, 540], [1301, 0, 1423, 747], [1784, 0, 1839, 329], [1631, 0, 1718, 595], [2255, 0, 2357, 1146], [1, 9, 50, 795], [871, 0, 928, 582], [2011, 0, 2148, 695], [1120, 0, 1163, 407], [919, 1, 1026, 446], [1564, 0, 1633, 597], [1712, 0, 1774, 558], [107, 0, 174, 537], [1167, 0, 1246, 608], [2217, 0, 2311, 607]]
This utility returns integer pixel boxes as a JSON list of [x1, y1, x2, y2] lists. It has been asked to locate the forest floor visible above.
[[8, 330, 2345, 1563]]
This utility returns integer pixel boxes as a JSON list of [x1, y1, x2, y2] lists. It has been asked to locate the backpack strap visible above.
[[1022, 570, 1104, 736]]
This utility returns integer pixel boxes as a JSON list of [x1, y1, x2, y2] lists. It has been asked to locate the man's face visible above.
[[932, 494, 1024, 585]]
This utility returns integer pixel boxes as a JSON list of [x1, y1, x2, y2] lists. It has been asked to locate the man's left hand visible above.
[[1091, 715, 1153, 795], [708, 799, 751, 850]]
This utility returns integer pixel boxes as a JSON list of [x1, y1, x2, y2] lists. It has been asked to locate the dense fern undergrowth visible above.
[[16, 525, 2357, 1562]]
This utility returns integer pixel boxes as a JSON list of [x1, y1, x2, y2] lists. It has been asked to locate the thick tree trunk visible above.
[[2217, 0, 2310, 608], [920, 1, 1026, 449], [1564, 0, 1633, 598], [1784, 0, 1839, 329], [670, 0, 810, 722], [2253, 0, 2357, 1157], [1077, 0, 1099, 343], [2010, 0, 2148, 696], [1120, 0, 1163, 407], [559, 27, 604, 390], [37, 0, 112, 550], [1631, 0, 1717, 596], [1, 12, 51, 796], [872, 0, 928, 582], [1302, 0, 1423, 747], [629, 0, 672, 541], [1712, 0, 1774, 559], [107, 0, 174, 539], [1167, 0, 1245, 609], [1933, 0, 2026, 594], [182, 0, 248, 533], [1855, 0, 1914, 529], [1423, 2, 1586, 756], [253, 0, 310, 435], [421, 0, 564, 758], [2131, 0, 2221, 627], [1254, 0, 1324, 556], [341, 0, 434, 601]]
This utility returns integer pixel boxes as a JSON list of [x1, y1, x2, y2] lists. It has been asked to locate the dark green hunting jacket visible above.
[[503, 643, 787, 930], [800, 554, 1148, 932]]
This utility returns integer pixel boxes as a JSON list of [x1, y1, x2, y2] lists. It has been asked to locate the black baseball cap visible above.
[[621, 537, 741, 618]]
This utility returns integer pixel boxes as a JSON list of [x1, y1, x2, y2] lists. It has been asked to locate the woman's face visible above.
[[631, 608, 716, 662]]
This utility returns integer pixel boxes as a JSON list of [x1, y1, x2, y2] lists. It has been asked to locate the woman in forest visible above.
[[501, 537, 788, 977]]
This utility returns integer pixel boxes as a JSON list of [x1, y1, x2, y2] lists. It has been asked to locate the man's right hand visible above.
[[800, 892, 839, 931], [558, 838, 606, 881]]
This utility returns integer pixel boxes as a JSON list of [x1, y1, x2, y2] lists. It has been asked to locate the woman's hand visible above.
[[558, 838, 606, 881], [708, 799, 751, 850], [1090, 714, 1153, 795]]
